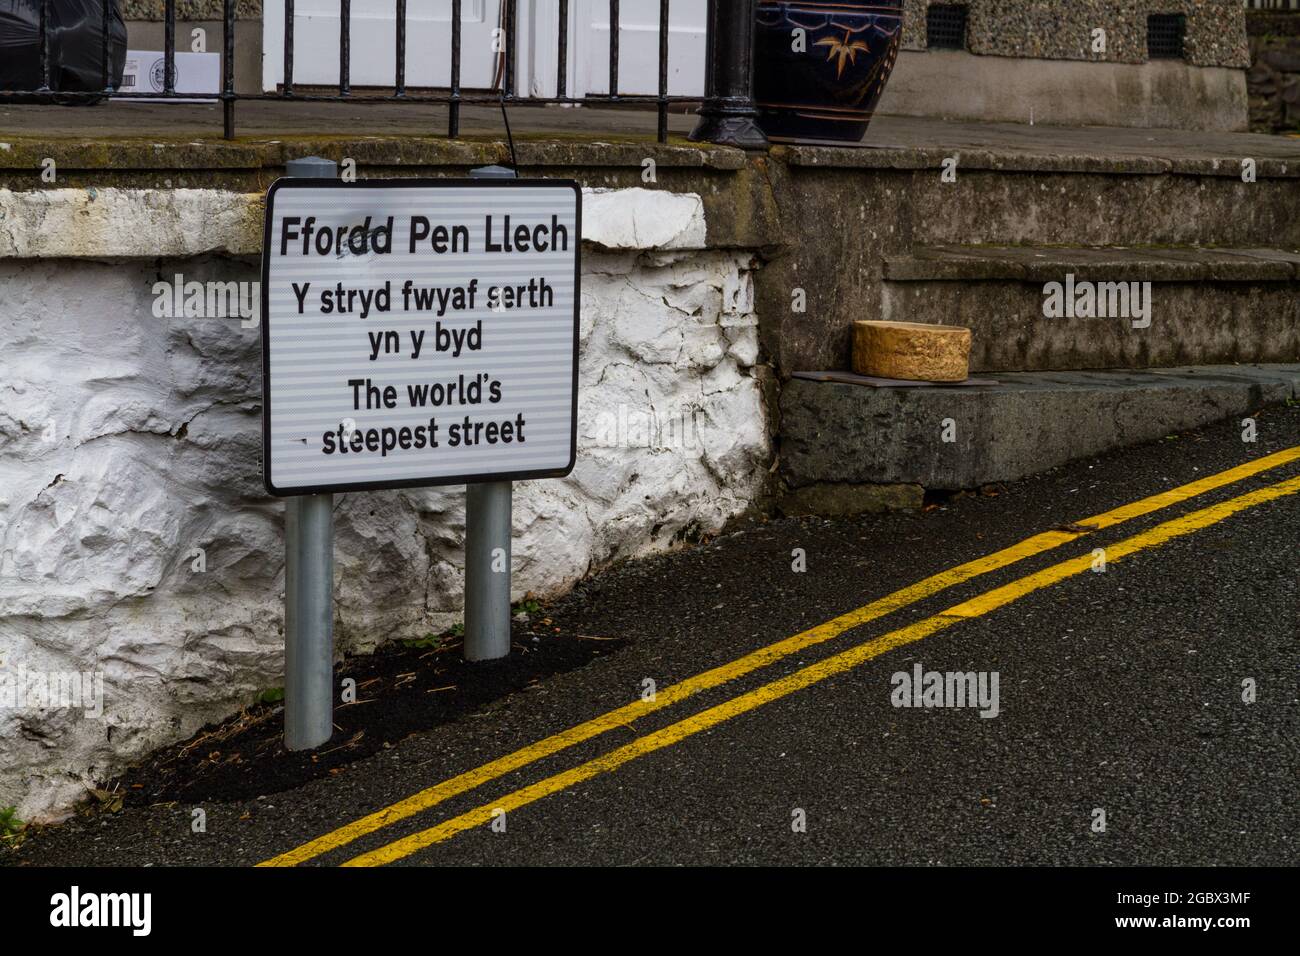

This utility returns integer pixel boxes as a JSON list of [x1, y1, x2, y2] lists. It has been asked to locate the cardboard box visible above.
[[121, 50, 220, 99]]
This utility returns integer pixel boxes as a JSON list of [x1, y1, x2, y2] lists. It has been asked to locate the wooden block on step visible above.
[[852, 320, 972, 383]]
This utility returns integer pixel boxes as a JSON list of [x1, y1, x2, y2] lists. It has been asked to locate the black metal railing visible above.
[[4, 0, 768, 149]]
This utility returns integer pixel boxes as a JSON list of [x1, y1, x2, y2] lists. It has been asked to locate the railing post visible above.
[[608, 0, 620, 98], [395, 0, 407, 97], [222, 0, 236, 138], [657, 0, 670, 142], [449, 0, 462, 136], [284, 0, 296, 95], [38, 0, 50, 92], [101, 0, 112, 93], [339, 0, 351, 96], [688, 0, 768, 149], [164, 0, 176, 93], [503, 0, 518, 97]]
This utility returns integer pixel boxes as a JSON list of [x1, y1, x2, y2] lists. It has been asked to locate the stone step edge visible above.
[[884, 245, 1300, 283], [777, 144, 1299, 180]]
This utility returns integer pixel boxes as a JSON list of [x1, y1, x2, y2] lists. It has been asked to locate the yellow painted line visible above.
[[260, 446, 1300, 866], [345, 473, 1300, 866]]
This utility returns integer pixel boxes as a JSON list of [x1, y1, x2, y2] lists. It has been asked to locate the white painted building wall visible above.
[[0, 186, 769, 821]]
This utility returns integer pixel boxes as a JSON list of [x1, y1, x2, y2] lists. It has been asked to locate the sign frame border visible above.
[[260, 176, 582, 498]]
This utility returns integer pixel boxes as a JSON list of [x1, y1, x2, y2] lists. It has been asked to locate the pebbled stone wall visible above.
[[900, 0, 1250, 68]]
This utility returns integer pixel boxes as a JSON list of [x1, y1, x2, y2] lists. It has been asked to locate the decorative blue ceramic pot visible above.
[[753, 0, 905, 144]]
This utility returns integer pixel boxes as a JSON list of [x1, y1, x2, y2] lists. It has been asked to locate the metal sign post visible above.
[[260, 164, 580, 745], [464, 164, 518, 663], [464, 479, 512, 661], [282, 156, 339, 751]]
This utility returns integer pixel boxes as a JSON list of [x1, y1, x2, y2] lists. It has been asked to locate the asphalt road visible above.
[[10, 405, 1299, 867]]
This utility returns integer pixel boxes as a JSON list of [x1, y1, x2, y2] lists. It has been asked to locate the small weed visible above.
[[257, 687, 285, 705], [403, 632, 446, 651], [514, 596, 544, 617], [402, 622, 463, 650], [0, 806, 23, 846]]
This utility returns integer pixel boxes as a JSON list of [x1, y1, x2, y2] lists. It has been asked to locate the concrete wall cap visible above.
[[0, 185, 708, 259]]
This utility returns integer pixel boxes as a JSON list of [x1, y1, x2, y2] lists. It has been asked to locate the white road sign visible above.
[[261, 178, 580, 496]]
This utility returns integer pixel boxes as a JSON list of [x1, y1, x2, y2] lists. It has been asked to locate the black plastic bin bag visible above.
[[0, 0, 127, 102]]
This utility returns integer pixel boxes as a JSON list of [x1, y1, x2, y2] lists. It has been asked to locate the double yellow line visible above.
[[262, 446, 1300, 867]]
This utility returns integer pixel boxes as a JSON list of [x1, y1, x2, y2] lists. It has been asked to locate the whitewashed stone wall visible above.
[[0, 186, 770, 821]]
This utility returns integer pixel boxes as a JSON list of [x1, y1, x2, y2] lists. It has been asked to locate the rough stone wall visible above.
[[0, 187, 770, 821], [1247, 12, 1300, 131], [901, 0, 1250, 68]]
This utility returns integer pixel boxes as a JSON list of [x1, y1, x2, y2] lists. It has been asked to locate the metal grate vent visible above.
[[927, 4, 968, 51], [1147, 13, 1187, 59]]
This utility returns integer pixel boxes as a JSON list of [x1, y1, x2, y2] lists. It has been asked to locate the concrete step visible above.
[[906, 163, 1299, 253], [881, 245, 1300, 372], [750, 123, 1300, 376], [779, 364, 1300, 497], [779, 128, 1300, 252]]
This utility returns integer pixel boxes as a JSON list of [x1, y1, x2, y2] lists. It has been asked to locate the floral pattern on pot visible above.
[[754, 1, 905, 145]]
